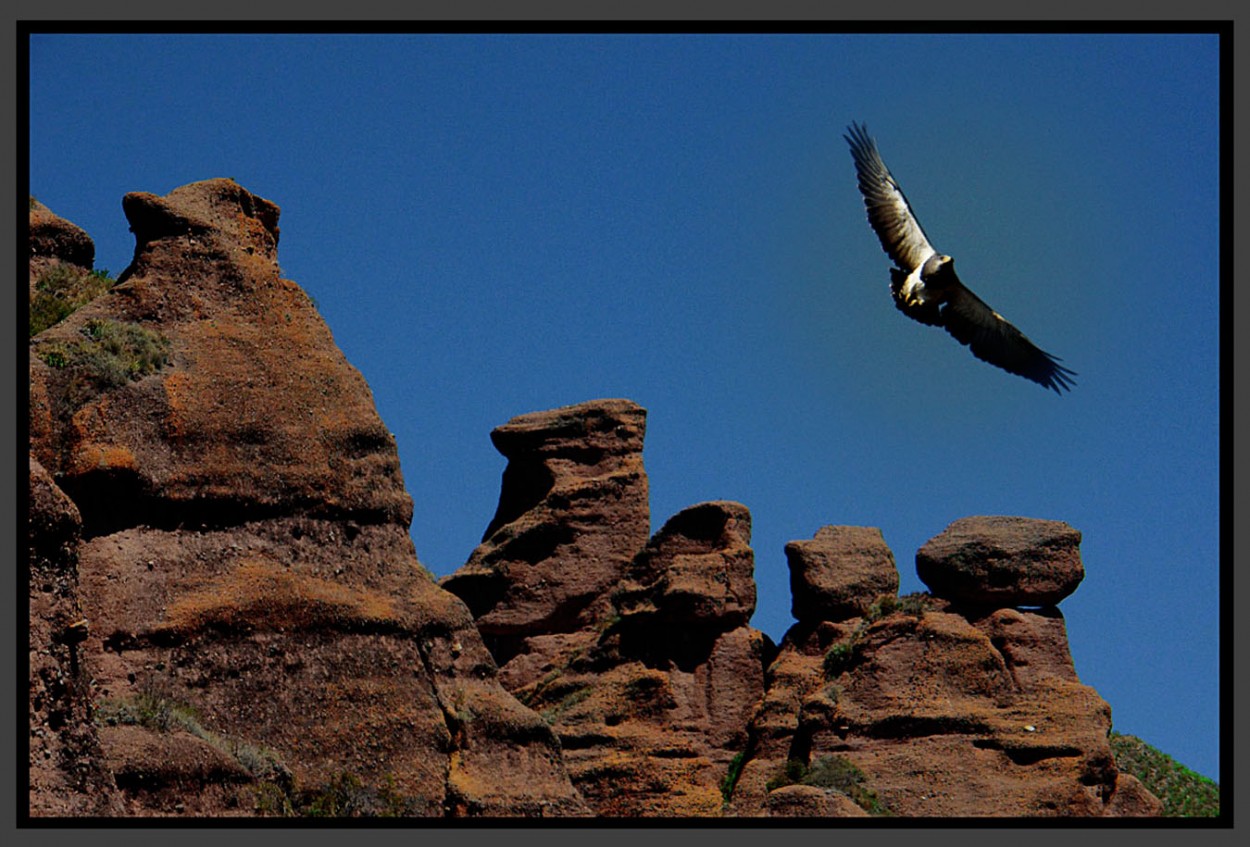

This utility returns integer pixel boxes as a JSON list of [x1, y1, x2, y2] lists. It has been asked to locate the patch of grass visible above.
[[97, 690, 418, 816], [864, 594, 898, 621], [29, 264, 116, 337], [35, 318, 171, 406], [253, 781, 297, 816], [1110, 732, 1219, 817], [96, 690, 290, 786], [803, 755, 890, 815], [895, 591, 934, 618], [766, 755, 890, 815], [519, 668, 564, 707], [822, 593, 934, 680], [298, 772, 413, 818], [539, 687, 591, 725], [96, 689, 210, 736]]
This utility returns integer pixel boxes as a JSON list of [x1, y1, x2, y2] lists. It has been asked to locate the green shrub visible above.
[[29, 264, 116, 336], [865, 594, 898, 621], [765, 758, 809, 792], [822, 639, 860, 678], [96, 689, 418, 816], [1110, 732, 1219, 817], [301, 772, 412, 818], [96, 690, 288, 786], [720, 750, 747, 803], [822, 594, 936, 681], [96, 689, 201, 734], [803, 755, 890, 815]]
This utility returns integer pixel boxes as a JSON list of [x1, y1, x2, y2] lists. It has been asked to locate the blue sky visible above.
[[27, 31, 1222, 783]]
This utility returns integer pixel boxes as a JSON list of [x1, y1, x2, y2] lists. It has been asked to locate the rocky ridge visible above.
[[27, 181, 585, 817], [28, 181, 1163, 818]]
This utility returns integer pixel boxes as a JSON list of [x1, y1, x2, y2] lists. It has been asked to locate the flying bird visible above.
[[844, 122, 1076, 393]]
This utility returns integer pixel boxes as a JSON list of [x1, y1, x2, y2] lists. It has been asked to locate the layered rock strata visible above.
[[730, 519, 1160, 817], [27, 184, 586, 817], [442, 399, 650, 648], [442, 403, 770, 816]]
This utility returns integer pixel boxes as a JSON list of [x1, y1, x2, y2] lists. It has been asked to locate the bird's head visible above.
[[921, 253, 955, 281]]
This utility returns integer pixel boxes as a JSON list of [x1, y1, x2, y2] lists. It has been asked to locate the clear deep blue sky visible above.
[[28, 32, 1221, 782]]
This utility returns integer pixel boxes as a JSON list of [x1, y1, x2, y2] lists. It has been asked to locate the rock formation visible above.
[[442, 399, 650, 648], [729, 519, 1155, 817], [28, 457, 122, 816], [442, 404, 770, 816], [916, 516, 1086, 608], [27, 183, 586, 817], [29, 197, 94, 279], [27, 181, 1166, 819], [786, 526, 899, 622]]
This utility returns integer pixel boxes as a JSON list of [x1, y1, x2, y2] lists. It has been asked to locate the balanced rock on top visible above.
[[916, 515, 1084, 608]]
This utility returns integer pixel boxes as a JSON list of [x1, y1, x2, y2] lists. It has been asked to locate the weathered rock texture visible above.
[[442, 405, 770, 816], [729, 519, 1151, 818], [28, 184, 1163, 819], [29, 197, 94, 280], [786, 526, 899, 622], [442, 399, 650, 645], [917, 516, 1084, 608], [27, 185, 586, 817], [28, 457, 122, 817]]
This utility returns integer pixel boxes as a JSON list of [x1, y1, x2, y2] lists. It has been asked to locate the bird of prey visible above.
[[845, 122, 1076, 393]]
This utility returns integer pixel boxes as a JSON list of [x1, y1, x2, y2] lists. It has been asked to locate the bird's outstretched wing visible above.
[[844, 121, 935, 273], [941, 283, 1077, 394], [846, 121, 1077, 393]]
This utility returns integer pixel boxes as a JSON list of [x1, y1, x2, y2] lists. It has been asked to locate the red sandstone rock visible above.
[[786, 525, 899, 623], [29, 197, 94, 273], [31, 179, 412, 533], [516, 498, 768, 816], [446, 404, 770, 816], [732, 592, 1146, 817], [916, 516, 1085, 608], [28, 457, 122, 817], [765, 784, 869, 817], [616, 501, 756, 630], [28, 183, 586, 818], [442, 398, 651, 642], [1105, 773, 1167, 817]]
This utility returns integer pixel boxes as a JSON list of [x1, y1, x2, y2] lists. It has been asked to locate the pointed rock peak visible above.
[[785, 525, 899, 623], [30, 178, 410, 535], [122, 178, 280, 260], [916, 516, 1084, 609]]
